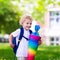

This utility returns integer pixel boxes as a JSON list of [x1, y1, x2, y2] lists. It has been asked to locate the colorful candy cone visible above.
[[28, 25, 41, 60], [28, 34, 41, 60]]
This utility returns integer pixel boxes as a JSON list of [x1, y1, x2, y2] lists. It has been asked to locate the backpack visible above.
[[12, 27, 32, 54]]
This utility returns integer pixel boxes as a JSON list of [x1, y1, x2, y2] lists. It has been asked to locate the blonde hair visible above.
[[19, 14, 33, 26]]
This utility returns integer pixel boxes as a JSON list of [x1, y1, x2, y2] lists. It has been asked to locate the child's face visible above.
[[23, 19, 32, 30]]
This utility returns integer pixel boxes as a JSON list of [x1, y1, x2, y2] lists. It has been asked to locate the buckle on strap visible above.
[[18, 40, 21, 42]]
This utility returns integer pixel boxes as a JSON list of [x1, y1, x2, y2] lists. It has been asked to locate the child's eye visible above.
[[27, 23, 29, 24], [26, 23, 32, 25], [30, 23, 32, 25]]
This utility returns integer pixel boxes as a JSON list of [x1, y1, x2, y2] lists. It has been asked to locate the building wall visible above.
[[44, 11, 50, 28], [43, 4, 60, 46]]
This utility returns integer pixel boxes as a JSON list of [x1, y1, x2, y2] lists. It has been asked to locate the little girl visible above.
[[9, 14, 33, 60]]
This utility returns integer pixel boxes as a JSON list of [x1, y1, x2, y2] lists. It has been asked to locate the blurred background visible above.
[[0, 0, 60, 60]]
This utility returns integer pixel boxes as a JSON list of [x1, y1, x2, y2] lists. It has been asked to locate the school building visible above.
[[42, 4, 60, 46]]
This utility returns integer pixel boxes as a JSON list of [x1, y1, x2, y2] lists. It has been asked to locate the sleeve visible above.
[[11, 29, 20, 37]]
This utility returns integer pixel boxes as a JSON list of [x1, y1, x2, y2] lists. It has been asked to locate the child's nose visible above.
[[28, 24, 31, 27], [28, 24, 31, 26]]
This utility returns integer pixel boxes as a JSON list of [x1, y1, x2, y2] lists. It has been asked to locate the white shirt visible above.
[[12, 28, 30, 57]]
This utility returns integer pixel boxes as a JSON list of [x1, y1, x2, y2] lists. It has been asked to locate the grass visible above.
[[0, 43, 16, 60], [0, 43, 60, 60], [35, 46, 60, 60]]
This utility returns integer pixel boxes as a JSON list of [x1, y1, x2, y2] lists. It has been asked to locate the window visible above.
[[50, 43, 54, 45], [56, 18, 59, 22], [50, 37, 60, 46], [56, 43, 59, 45], [50, 37, 54, 41], [50, 18, 54, 21], [56, 37, 59, 41], [50, 11, 53, 16], [56, 12, 59, 16], [49, 11, 60, 28]]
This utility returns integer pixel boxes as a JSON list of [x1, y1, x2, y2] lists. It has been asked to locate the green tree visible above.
[[0, 0, 22, 34], [17, 0, 60, 24], [0, 0, 60, 34], [32, 0, 60, 23]]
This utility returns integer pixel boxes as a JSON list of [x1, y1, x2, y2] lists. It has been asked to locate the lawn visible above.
[[35, 46, 60, 60], [0, 43, 60, 60], [0, 43, 16, 60]]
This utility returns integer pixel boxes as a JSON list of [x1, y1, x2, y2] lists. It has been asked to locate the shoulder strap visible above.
[[17, 27, 24, 50], [19, 28, 32, 41], [19, 27, 24, 40], [29, 30, 32, 34], [13, 27, 24, 54]]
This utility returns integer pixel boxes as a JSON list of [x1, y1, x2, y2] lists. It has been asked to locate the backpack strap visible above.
[[17, 28, 32, 51], [23, 30, 32, 40], [18, 28, 32, 42], [29, 30, 32, 34], [13, 28, 32, 54], [18, 27, 24, 45], [13, 27, 24, 54], [19, 27, 24, 40]]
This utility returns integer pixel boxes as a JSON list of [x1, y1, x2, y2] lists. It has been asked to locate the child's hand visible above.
[[10, 43, 15, 48], [38, 37, 42, 45], [9, 34, 15, 48], [38, 40, 41, 45]]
